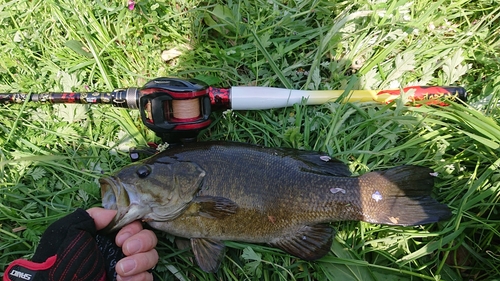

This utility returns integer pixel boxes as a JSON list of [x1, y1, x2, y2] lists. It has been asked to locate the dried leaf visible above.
[[161, 48, 183, 62]]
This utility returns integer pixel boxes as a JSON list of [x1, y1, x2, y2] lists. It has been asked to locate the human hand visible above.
[[4, 208, 158, 281], [87, 208, 158, 281]]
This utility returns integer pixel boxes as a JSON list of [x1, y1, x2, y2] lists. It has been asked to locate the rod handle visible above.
[[228, 86, 467, 110]]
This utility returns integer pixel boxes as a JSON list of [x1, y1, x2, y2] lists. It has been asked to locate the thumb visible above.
[[86, 207, 118, 230]]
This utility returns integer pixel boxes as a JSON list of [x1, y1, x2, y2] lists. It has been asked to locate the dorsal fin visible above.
[[277, 148, 352, 177], [191, 238, 226, 273], [269, 224, 334, 260]]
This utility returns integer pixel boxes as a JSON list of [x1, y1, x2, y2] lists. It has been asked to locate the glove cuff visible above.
[[3, 209, 108, 281], [4, 255, 57, 281]]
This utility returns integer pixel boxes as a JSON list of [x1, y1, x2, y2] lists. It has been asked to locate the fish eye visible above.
[[136, 165, 151, 178]]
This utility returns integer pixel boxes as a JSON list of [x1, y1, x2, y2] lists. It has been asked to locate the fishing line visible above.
[[171, 99, 201, 120]]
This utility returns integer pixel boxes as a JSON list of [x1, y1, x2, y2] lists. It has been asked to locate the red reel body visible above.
[[138, 78, 212, 142]]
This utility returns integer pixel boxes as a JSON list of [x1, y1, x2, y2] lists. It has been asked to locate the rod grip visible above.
[[380, 86, 467, 102]]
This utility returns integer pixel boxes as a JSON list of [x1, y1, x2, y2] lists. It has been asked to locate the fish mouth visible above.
[[100, 176, 124, 211], [99, 176, 145, 233]]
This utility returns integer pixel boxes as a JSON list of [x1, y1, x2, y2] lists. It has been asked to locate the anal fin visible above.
[[191, 238, 226, 273], [269, 224, 334, 261]]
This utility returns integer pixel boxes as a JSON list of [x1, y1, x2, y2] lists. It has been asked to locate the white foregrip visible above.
[[230, 87, 340, 110]]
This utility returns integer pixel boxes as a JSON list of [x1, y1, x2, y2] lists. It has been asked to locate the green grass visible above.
[[1, 0, 499, 280]]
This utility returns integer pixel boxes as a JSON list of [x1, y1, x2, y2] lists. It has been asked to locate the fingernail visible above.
[[116, 231, 133, 246], [119, 259, 136, 274], [126, 239, 141, 254], [117, 275, 133, 281]]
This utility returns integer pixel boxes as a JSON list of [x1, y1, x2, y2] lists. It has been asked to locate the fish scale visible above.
[[100, 141, 451, 273]]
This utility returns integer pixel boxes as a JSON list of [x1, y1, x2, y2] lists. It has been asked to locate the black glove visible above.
[[4, 208, 124, 281]]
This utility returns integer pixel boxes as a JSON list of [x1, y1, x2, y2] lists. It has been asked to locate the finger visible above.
[[86, 208, 117, 230], [122, 229, 158, 256], [116, 271, 154, 281], [116, 250, 159, 277], [116, 221, 143, 246]]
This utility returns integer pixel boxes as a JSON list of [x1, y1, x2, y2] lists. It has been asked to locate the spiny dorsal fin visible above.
[[191, 238, 226, 273], [193, 196, 238, 219], [269, 224, 334, 261]]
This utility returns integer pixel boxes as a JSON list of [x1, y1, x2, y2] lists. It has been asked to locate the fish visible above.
[[99, 141, 451, 272]]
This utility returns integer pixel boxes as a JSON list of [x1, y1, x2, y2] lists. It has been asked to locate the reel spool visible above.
[[138, 77, 212, 143]]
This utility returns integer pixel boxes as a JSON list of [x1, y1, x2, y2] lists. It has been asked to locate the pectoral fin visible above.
[[269, 224, 334, 260], [193, 196, 238, 219], [191, 238, 226, 273]]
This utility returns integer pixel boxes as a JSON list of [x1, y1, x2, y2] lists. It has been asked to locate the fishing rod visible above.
[[1, 77, 467, 143]]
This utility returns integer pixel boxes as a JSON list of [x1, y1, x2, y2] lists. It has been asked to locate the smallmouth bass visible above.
[[100, 141, 451, 272]]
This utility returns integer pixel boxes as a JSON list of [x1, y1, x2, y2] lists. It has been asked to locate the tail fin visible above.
[[359, 166, 451, 226]]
